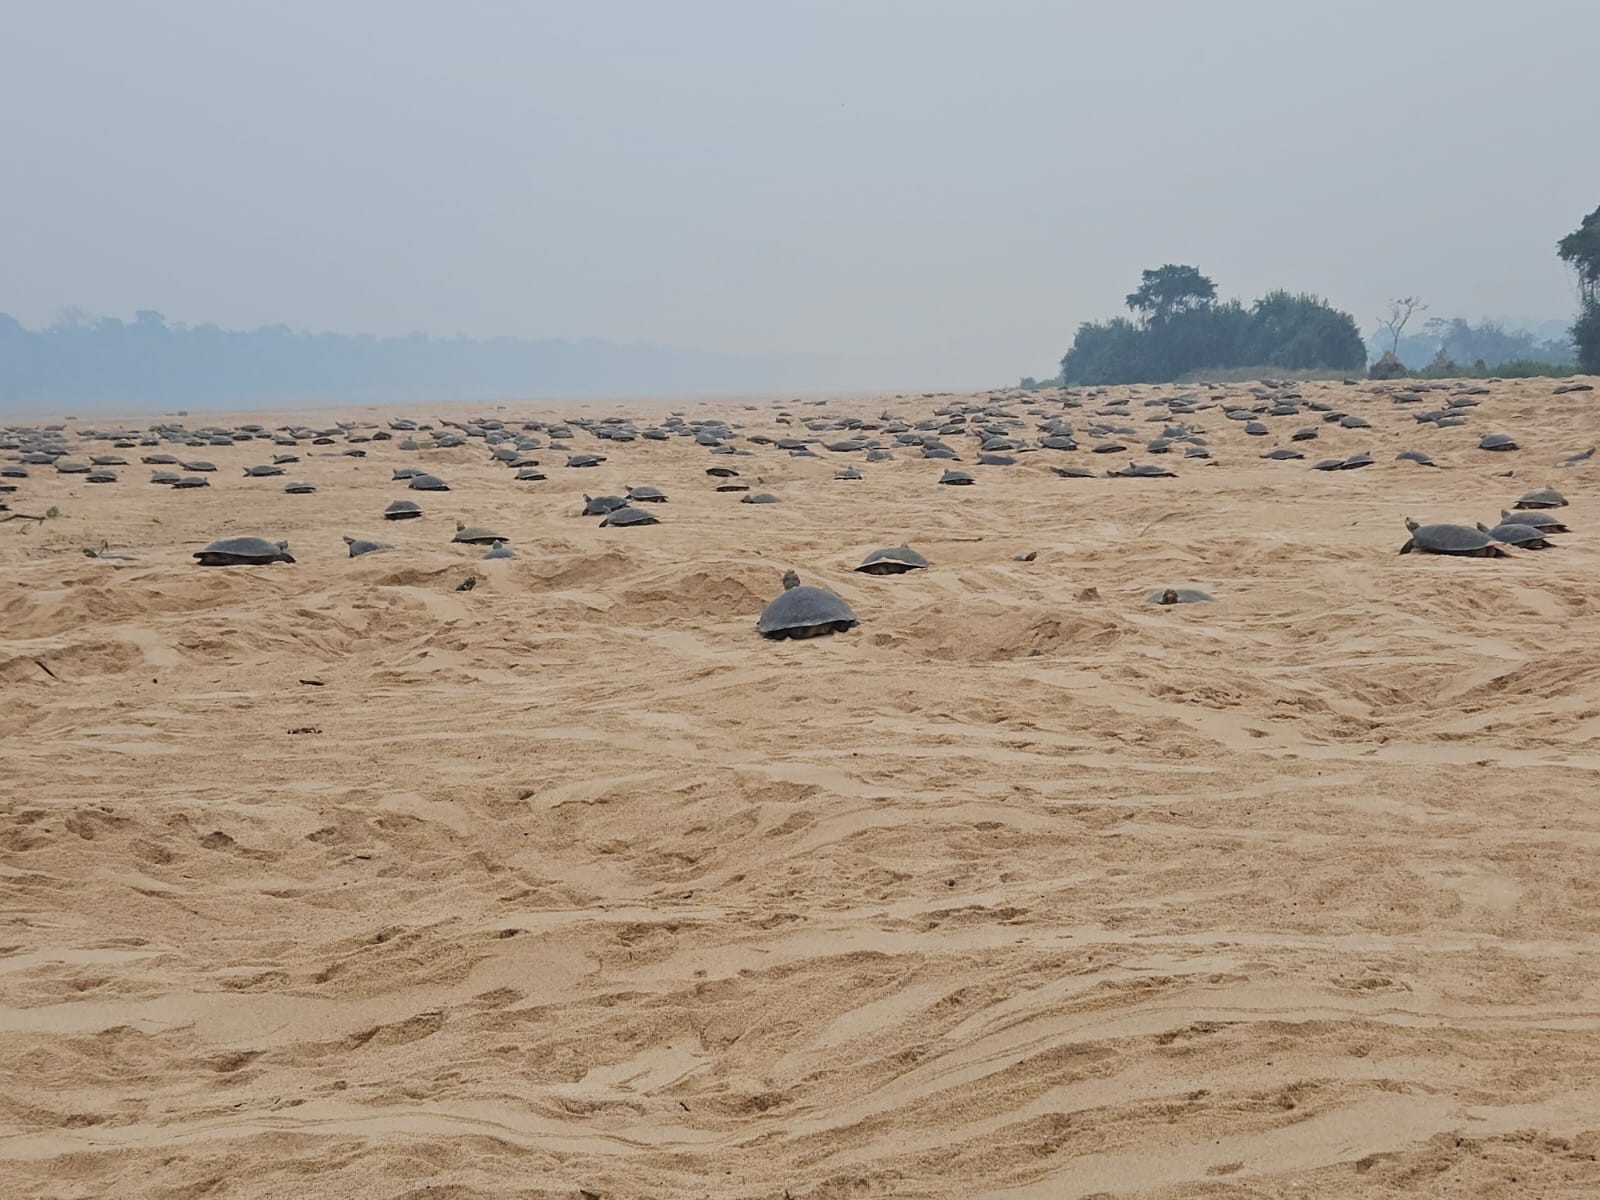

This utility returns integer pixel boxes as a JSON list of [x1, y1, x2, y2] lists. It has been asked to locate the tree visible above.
[[1125, 265, 1217, 326], [1377, 296, 1427, 357], [1558, 204, 1600, 372], [1060, 268, 1367, 385]]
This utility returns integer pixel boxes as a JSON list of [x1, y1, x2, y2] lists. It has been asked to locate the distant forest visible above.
[[1373, 318, 1575, 372], [1057, 266, 1368, 386], [0, 310, 825, 409]]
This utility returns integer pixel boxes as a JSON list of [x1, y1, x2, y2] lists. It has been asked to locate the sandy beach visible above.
[[3, 377, 1600, 1198]]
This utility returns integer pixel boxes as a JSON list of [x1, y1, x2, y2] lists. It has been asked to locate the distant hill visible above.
[[0, 311, 847, 410]]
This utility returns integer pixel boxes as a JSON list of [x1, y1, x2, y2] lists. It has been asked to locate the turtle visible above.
[[706, 466, 740, 478], [194, 536, 296, 565], [150, 471, 181, 484], [1337, 451, 1375, 470], [855, 545, 929, 575], [600, 505, 659, 527], [1479, 433, 1517, 452], [172, 475, 210, 488], [1395, 450, 1436, 466], [1243, 421, 1269, 436], [1398, 519, 1508, 557], [1290, 426, 1319, 441], [343, 536, 393, 558], [1184, 446, 1212, 459], [757, 573, 859, 639], [243, 465, 284, 477], [409, 473, 451, 491], [834, 467, 863, 480], [977, 453, 1017, 466], [142, 453, 179, 464], [1496, 509, 1569, 533], [55, 460, 90, 474], [1050, 465, 1096, 478], [741, 492, 781, 503], [90, 455, 127, 466], [392, 467, 423, 480], [384, 499, 423, 520], [938, 469, 974, 486], [272, 453, 300, 464], [1556, 447, 1594, 468], [566, 454, 605, 468], [1108, 462, 1176, 478], [1513, 488, 1567, 509], [1090, 442, 1126, 454], [515, 468, 547, 481], [582, 494, 628, 516], [453, 522, 508, 545], [1262, 448, 1303, 460], [1311, 458, 1344, 471], [1478, 522, 1554, 550], [182, 461, 217, 472], [283, 481, 317, 494], [85, 470, 117, 483], [626, 485, 668, 503], [864, 448, 894, 462], [481, 540, 517, 559], [1339, 414, 1372, 429], [1149, 588, 1214, 605]]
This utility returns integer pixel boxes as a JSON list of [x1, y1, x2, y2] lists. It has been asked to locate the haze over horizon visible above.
[[3, 0, 1597, 392]]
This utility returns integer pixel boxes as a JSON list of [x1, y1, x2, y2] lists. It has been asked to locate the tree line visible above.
[[1057, 266, 1368, 385]]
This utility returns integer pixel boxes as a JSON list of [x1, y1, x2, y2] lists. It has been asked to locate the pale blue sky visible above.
[[2, 0, 1595, 384]]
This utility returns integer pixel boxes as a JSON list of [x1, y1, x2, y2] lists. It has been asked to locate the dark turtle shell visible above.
[[409, 473, 450, 491], [757, 585, 858, 639], [855, 545, 929, 575], [1513, 489, 1566, 509], [384, 500, 423, 519], [344, 536, 392, 557], [195, 537, 295, 565], [1479, 433, 1517, 451], [1497, 510, 1568, 533], [1399, 521, 1506, 557], [600, 506, 659, 527]]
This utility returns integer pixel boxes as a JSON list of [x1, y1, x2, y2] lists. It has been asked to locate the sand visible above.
[[2, 378, 1600, 1199]]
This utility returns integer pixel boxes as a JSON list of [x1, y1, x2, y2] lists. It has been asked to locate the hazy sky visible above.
[[3, 0, 1596, 384]]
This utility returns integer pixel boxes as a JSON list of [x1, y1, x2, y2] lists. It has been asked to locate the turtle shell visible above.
[[408, 473, 450, 491], [757, 585, 859, 639], [1401, 522, 1503, 556], [453, 524, 507, 545], [855, 545, 929, 575], [194, 537, 295, 565], [599, 505, 659, 527], [384, 500, 423, 519], [1513, 489, 1567, 509]]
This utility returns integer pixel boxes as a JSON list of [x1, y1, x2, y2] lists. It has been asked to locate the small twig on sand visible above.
[[0, 512, 50, 523], [34, 660, 60, 681]]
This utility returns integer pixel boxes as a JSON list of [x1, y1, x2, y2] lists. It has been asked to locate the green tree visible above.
[[1558, 204, 1600, 372], [1125, 265, 1217, 325]]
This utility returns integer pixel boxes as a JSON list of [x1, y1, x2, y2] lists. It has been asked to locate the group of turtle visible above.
[[1398, 488, 1571, 557]]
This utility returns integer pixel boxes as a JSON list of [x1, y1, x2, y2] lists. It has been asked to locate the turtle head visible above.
[[456, 520, 466, 531], [1404, 518, 1420, 532], [781, 569, 801, 590], [342, 535, 355, 545], [1476, 523, 1491, 535], [1159, 588, 1179, 605]]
